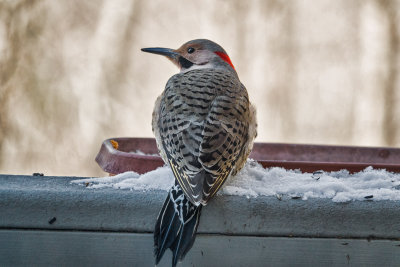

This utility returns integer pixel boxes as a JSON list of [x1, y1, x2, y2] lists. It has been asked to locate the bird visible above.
[[141, 39, 257, 267]]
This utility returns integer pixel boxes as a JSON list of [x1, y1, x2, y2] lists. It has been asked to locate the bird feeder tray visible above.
[[95, 137, 400, 175]]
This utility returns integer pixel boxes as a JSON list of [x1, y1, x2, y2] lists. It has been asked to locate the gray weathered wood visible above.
[[1, 174, 400, 239], [1, 230, 399, 267], [1, 174, 400, 266]]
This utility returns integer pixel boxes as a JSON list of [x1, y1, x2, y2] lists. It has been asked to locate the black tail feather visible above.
[[154, 183, 202, 266], [170, 208, 201, 266], [154, 196, 178, 262]]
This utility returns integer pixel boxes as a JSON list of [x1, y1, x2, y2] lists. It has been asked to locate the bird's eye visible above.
[[187, 47, 195, 54]]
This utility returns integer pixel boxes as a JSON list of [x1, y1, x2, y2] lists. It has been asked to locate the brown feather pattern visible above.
[[153, 68, 254, 206]]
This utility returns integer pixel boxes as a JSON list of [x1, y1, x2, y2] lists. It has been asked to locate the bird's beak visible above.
[[141, 47, 178, 59]]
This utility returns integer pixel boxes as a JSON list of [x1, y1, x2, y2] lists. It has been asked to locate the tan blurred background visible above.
[[0, 0, 399, 176]]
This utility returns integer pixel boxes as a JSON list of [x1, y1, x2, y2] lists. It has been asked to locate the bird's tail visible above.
[[154, 182, 202, 267]]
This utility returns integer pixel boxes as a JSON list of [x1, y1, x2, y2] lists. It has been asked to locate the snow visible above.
[[71, 160, 400, 202], [72, 167, 173, 191], [130, 150, 159, 156]]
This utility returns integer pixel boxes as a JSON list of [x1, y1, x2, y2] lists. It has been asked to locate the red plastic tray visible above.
[[95, 137, 400, 174]]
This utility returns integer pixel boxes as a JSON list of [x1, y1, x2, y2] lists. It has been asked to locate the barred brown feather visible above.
[[146, 39, 257, 266], [153, 68, 254, 206]]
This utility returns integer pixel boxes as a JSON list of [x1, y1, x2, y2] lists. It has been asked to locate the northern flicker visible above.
[[142, 39, 257, 266]]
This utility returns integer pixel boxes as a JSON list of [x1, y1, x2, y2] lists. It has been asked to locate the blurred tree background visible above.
[[0, 0, 399, 176]]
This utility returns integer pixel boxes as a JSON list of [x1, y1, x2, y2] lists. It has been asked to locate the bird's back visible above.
[[153, 68, 255, 205]]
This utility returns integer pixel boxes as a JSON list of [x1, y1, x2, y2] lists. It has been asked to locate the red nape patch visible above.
[[214, 51, 235, 70]]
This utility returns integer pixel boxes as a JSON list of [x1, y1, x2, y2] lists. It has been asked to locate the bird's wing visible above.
[[197, 92, 250, 203], [158, 69, 249, 205]]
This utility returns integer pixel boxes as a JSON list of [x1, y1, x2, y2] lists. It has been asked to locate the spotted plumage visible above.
[[142, 39, 257, 267], [155, 68, 252, 205]]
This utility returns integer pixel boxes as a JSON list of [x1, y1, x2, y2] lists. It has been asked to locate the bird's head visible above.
[[141, 39, 236, 74]]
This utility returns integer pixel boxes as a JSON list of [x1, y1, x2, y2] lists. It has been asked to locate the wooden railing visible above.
[[1, 174, 399, 266]]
